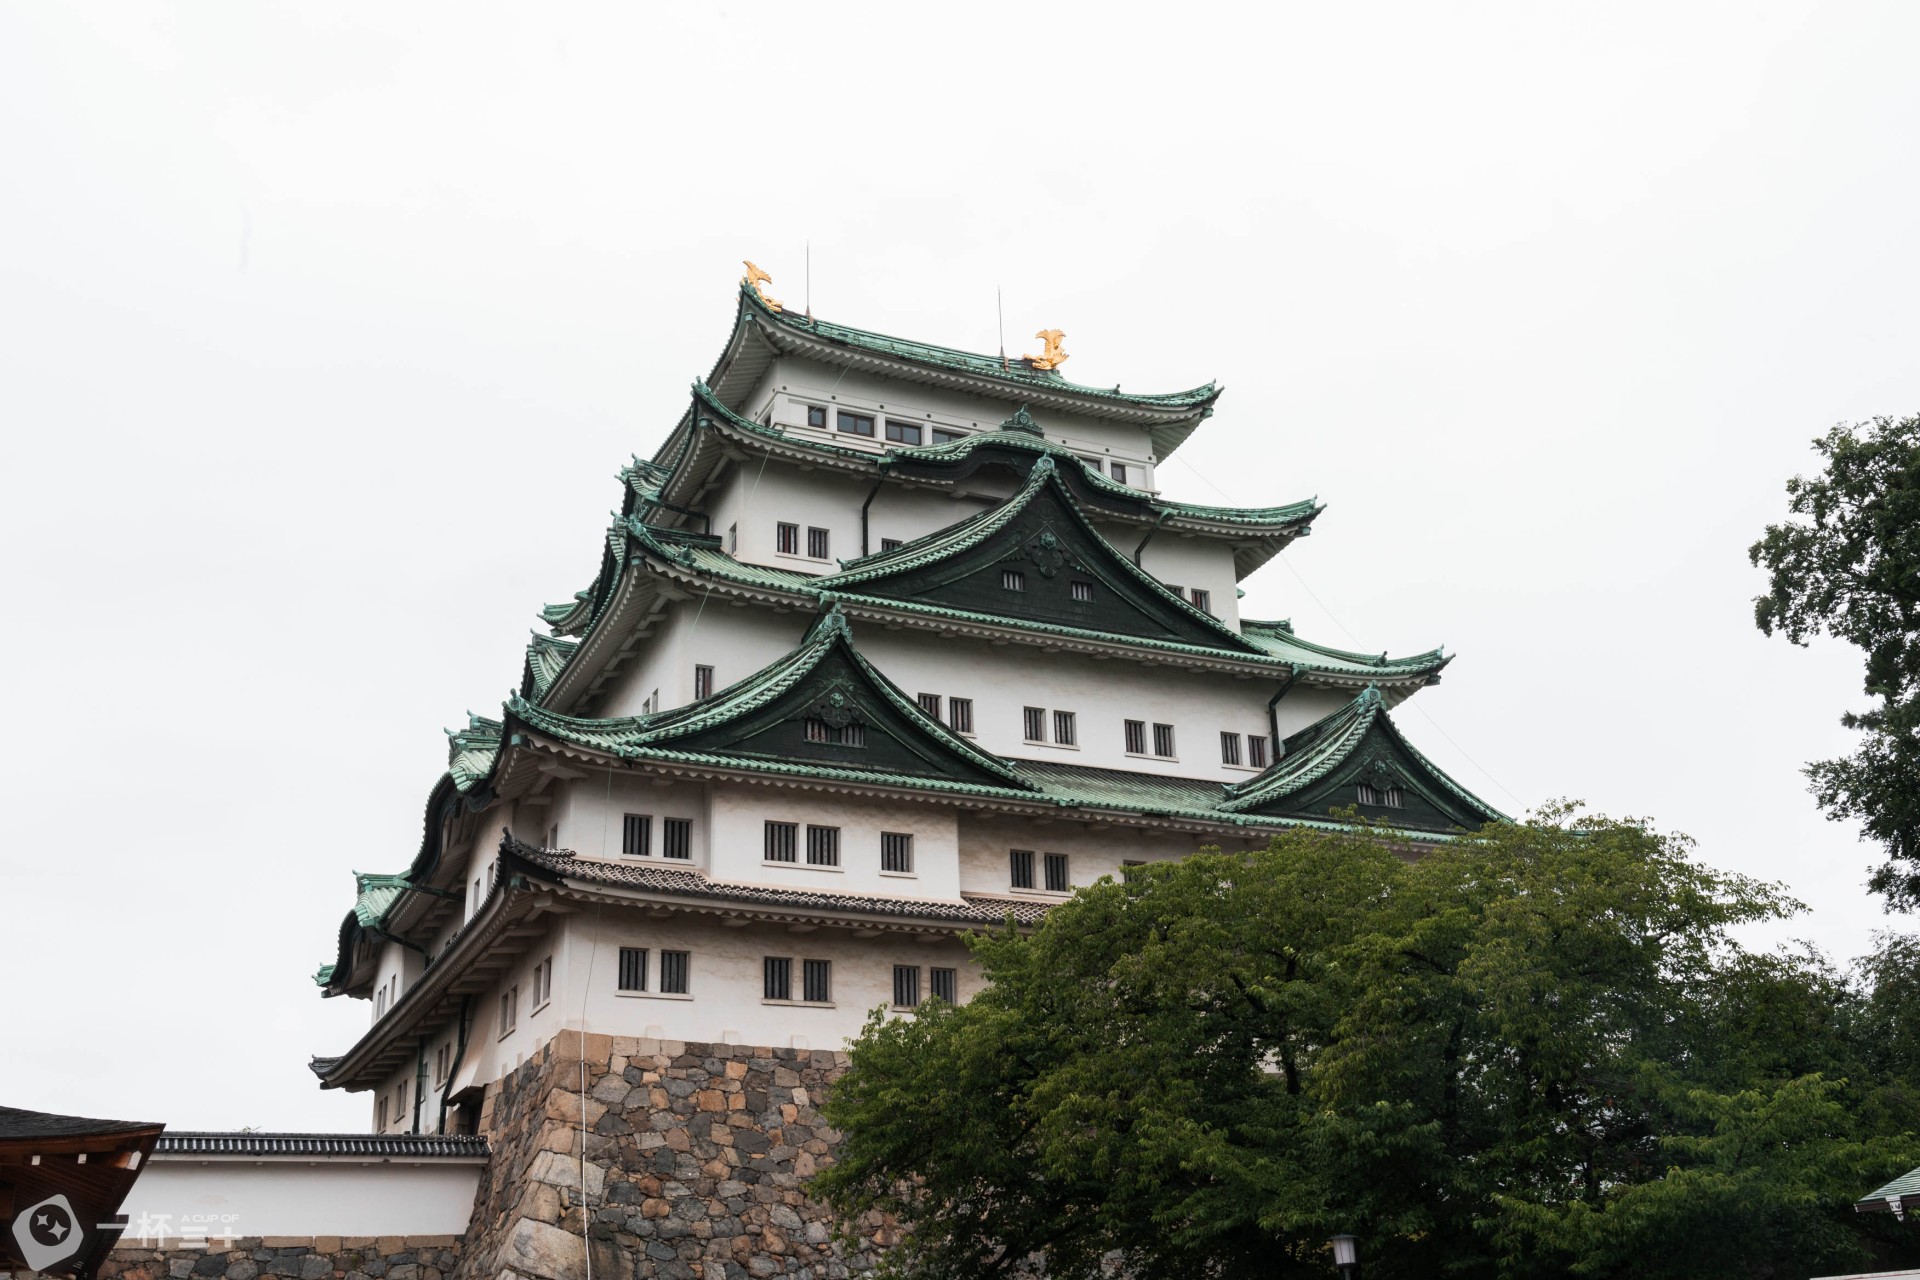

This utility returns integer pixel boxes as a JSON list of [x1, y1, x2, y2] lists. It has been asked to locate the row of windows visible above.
[[617, 946, 692, 994], [775, 522, 833, 559], [1009, 849, 1071, 893], [621, 813, 694, 859], [799, 403, 1142, 486], [915, 692, 975, 734], [1022, 706, 1078, 746], [762, 822, 915, 874], [497, 953, 555, 1041]]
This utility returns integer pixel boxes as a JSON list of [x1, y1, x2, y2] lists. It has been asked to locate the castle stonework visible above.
[[458, 1032, 872, 1280]]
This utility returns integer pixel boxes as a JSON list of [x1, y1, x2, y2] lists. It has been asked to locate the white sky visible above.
[[3, 2, 1915, 1131]]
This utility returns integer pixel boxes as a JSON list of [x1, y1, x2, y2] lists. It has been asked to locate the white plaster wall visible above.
[[125, 1160, 483, 1237], [864, 485, 993, 555], [707, 781, 960, 898], [596, 604, 805, 721], [708, 462, 871, 577], [548, 773, 709, 868], [1104, 524, 1245, 630], [852, 625, 1281, 782], [955, 812, 1268, 899], [556, 908, 980, 1050]]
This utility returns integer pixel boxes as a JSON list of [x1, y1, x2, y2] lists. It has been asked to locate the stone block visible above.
[[502, 1219, 585, 1280], [258, 1240, 310, 1251], [376, 1241, 406, 1260], [527, 1149, 605, 1198], [402, 1238, 456, 1251]]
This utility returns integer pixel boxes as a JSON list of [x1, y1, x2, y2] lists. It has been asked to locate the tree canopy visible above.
[[815, 813, 1920, 1279], [1750, 413, 1920, 907]]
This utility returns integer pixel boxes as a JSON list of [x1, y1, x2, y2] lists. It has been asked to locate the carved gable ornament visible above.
[[1024, 526, 1069, 578], [1358, 753, 1403, 794], [805, 681, 863, 730]]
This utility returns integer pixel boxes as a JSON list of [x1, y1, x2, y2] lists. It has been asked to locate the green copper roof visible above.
[[313, 963, 336, 988], [1221, 685, 1505, 829], [446, 713, 503, 793], [1859, 1165, 1920, 1210], [349, 872, 410, 928], [522, 633, 578, 699], [1240, 618, 1450, 678], [740, 283, 1221, 414]]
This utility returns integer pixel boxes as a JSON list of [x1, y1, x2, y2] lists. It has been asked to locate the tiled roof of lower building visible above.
[[0, 1106, 163, 1141], [1858, 1165, 1920, 1212], [156, 1133, 490, 1159]]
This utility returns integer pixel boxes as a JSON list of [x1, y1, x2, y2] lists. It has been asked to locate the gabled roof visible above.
[[819, 454, 1267, 654], [349, 872, 410, 927], [446, 713, 503, 793], [522, 633, 577, 699], [720, 283, 1222, 459], [1857, 1165, 1920, 1214], [1221, 686, 1505, 832], [510, 608, 1042, 796]]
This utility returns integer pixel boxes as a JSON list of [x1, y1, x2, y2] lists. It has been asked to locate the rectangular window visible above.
[[621, 813, 651, 857], [1249, 736, 1270, 769], [378, 1096, 388, 1130], [1070, 579, 1094, 603], [802, 958, 832, 1003], [1190, 588, 1212, 614], [531, 955, 553, 1009], [892, 965, 921, 1009], [881, 832, 914, 874], [1164, 582, 1183, 599], [806, 825, 841, 867], [764, 820, 798, 863], [803, 718, 867, 746], [1053, 710, 1077, 746], [949, 697, 974, 734], [1077, 454, 1104, 474], [1153, 723, 1177, 758], [917, 692, 942, 718], [435, 1043, 448, 1085], [806, 404, 827, 428], [499, 985, 518, 1037], [806, 526, 830, 559], [1357, 783, 1406, 808], [763, 956, 792, 1002], [885, 419, 923, 445], [1110, 462, 1129, 485], [837, 410, 875, 437], [728, 522, 738, 554], [397, 1079, 408, 1118], [617, 947, 648, 992], [929, 967, 957, 1004], [1124, 719, 1146, 754], [659, 949, 690, 995], [930, 427, 967, 445], [694, 664, 714, 699], [1023, 706, 1046, 742], [1221, 732, 1242, 766], [662, 818, 692, 860], [1002, 568, 1026, 592], [547, 823, 560, 849], [1010, 848, 1035, 890], [1044, 852, 1070, 893], [776, 522, 800, 555], [880, 537, 904, 552]]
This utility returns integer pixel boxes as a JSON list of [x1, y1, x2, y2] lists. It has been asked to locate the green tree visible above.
[[814, 813, 1920, 1279], [1750, 414, 1920, 907]]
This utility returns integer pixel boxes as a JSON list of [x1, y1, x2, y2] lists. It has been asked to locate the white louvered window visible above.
[[777, 522, 799, 555], [1002, 568, 1026, 592], [1190, 588, 1212, 614], [807, 526, 830, 559], [1358, 783, 1406, 808], [1070, 579, 1094, 603], [804, 718, 866, 747], [694, 665, 714, 699]]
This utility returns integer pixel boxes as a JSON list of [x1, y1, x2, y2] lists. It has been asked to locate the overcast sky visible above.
[[3, 2, 1916, 1130]]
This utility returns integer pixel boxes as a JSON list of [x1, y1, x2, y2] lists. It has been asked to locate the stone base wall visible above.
[[103, 1237, 462, 1280], [455, 1031, 885, 1280]]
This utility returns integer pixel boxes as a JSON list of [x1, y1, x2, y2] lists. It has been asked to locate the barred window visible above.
[[806, 825, 840, 867], [1023, 707, 1046, 741], [776, 522, 799, 555], [763, 957, 792, 1001], [1190, 588, 1212, 614], [617, 947, 648, 992], [806, 526, 830, 559], [917, 692, 942, 718], [804, 718, 866, 747], [621, 813, 651, 858], [880, 537, 904, 552], [1152, 723, 1177, 757], [1044, 852, 1070, 893], [949, 697, 974, 734], [1002, 568, 1025, 592], [1010, 849, 1035, 890], [1249, 735, 1270, 769], [802, 958, 832, 1003], [929, 967, 957, 1004], [1221, 732, 1242, 766], [837, 410, 875, 437], [1124, 719, 1146, 754], [1053, 710, 1077, 746], [881, 832, 914, 874], [892, 965, 921, 1009], [764, 821, 797, 863], [694, 665, 714, 699], [663, 818, 692, 860], [1070, 579, 1094, 603], [1357, 783, 1405, 808], [659, 950, 690, 994]]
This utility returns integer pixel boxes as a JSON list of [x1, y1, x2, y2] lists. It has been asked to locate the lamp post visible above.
[[1329, 1233, 1358, 1279]]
